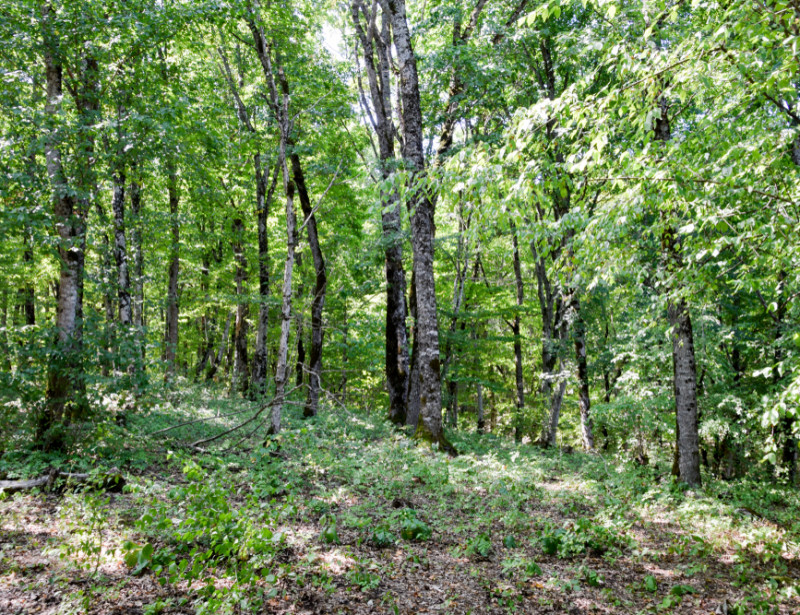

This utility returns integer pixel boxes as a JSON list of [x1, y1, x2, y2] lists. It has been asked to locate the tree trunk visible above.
[[129, 172, 145, 337], [351, 1, 411, 424], [291, 154, 327, 417], [164, 160, 180, 382], [511, 225, 525, 442], [252, 160, 277, 395], [41, 10, 91, 446], [668, 299, 702, 486], [656, 99, 702, 487], [385, 0, 452, 453], [573, 296, 594, 450], [112, 169, 131, 327], [20, 229, 36, 327], [231, 216, 249, 395], [294, 251, 306, 388]]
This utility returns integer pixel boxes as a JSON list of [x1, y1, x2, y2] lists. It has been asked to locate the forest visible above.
[[1, 0, 799, 613]]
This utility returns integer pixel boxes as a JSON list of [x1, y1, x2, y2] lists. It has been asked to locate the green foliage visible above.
[[399, 510, 432, 542], [466, 532, 493, 560]]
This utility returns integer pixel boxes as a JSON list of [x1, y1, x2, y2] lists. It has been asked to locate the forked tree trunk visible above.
[[351, 1, 411, 424], [385, 0, 453, 453], [291, 154, 327, 417]]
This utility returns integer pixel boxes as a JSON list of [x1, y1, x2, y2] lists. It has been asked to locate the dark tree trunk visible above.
[[385, 0, 452, 453], [656, 99, 702, 487], [20, 230, 36, 327], [231, 216, 249, 395], [164, 160, 180, 382], [351, 1, 411, 425], [291, 154, 327, 417], [511, 225, 525, 442], [252, 160, 277, 395]]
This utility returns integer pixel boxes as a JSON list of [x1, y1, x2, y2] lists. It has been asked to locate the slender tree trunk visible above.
[[164, 160, 180, 382], [385, 0, 452, 453], [20, 230, 36, 327], [231, 216, 249, 395], [573, 296, 594, 450], [511, 225, 525, 442], [291, 154, 327, 417], [112, 169, 131, 327], [246, 16, 297, 434], [0, 289, 11, 372], [252, 161, 277, 394], [294, 251, 306, 388], [130, 173, 144, 331]]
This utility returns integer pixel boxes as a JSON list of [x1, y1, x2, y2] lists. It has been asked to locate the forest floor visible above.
[[1, 386, 800, 615]]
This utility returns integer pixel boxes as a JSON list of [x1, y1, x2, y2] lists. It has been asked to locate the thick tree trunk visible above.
[[164, 161, 180, 382], [656, 100, 702, 487], [41, 12, 91, 446], [291, 154, 327, 417], [406, 273, 421, 429], [351, 1, 411, 424], [385, 0, 452, 453], [668, 299, 702, 486], [231, 216, 249, 395]]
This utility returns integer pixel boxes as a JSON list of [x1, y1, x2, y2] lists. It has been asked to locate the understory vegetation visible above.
[[2, 0, 800, 612], [2, 388, 800, 614]]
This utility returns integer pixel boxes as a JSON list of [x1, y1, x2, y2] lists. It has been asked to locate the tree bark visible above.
[[511, 224, 525, 442], [384, 0, 452, 453], [231, 216, 250, 395], [656, 98, 702, 487], [129, 172, 144, 331], [252, 161, 278, 394], [41, 7, 91, 446], [291, 154, 327, 417], [572, 296, 594, 450], [164, 160, 180, 382], [111, 168, 131, 326], [351, 0, 411, 425]]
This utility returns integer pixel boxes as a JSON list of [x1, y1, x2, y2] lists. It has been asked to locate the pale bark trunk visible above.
[[41, 8, 91, 445], [573, 297, 594, 450], [246, 12, 296, 434], [112, 169, 131, 326], [385, 0, 452, 453], [129, 175, 144, 330]]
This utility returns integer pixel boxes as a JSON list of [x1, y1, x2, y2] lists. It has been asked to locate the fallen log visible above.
[[0, 468, 125, 495]]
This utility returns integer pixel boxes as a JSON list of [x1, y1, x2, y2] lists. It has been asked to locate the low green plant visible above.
[[466, 533, 493, 559], [399, 510, 431, 541]]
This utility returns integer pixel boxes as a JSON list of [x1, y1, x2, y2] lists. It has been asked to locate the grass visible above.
[[1, 384, 799, 613]]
